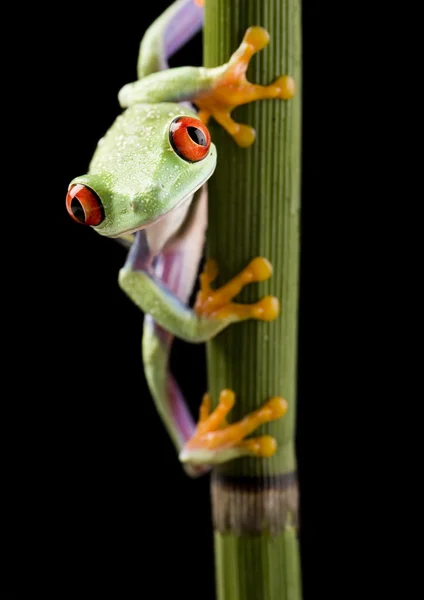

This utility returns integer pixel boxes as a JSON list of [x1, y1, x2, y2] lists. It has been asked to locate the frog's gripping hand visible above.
[[195, 26, 295, 147]]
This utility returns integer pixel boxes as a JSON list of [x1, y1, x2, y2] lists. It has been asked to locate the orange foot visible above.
[[195, 26, 296, 147], [179, 389, 288, 465], [194, 257, 279, 321]]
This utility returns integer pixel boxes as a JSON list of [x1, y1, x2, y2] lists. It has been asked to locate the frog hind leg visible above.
[[140, 186, 210, 478], [142, 317, 208, 478], [179, 390, 288, 465], [137, 0, 204, 78]]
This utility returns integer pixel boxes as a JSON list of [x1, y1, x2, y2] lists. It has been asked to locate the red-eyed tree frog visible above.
[[66, 0, 295, 477]]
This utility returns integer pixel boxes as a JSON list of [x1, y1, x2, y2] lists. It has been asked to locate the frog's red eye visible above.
[[66, 184, 104, 226], [169, 117, 211, 162]]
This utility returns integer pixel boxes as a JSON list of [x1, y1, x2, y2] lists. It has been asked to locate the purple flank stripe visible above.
[[152, 320, 195, 443], [168, 375, 196, 442], [165, 0, 204, 60], [151, 320, 209, 478]]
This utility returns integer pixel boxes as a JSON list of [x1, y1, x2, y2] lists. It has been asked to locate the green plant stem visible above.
[[203, 1, 302, 598]]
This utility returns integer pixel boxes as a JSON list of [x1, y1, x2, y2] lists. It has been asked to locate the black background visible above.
[[2, 1, 357, 597]]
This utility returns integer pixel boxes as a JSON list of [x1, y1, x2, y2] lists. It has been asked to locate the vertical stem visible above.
[[203, 1, 302, 599]]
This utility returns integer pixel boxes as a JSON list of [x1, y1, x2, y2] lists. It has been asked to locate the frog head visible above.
[[66, 103, 216, 237]]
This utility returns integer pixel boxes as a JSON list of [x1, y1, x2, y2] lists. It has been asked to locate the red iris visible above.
[[169, 117, 211, 162], [66, 184, 104, 226]]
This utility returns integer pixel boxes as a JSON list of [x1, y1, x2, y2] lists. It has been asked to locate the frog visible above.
[[65, 0, 295, 477]]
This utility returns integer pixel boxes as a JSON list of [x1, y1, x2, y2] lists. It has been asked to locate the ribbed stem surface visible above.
[[204, 0, 302, 598]]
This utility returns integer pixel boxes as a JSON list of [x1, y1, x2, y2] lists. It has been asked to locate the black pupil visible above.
[[187, 126, 207, 146], [71, 197, 86, 223]]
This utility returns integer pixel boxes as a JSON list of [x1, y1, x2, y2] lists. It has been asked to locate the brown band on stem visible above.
[[211, 471, 299, 535]]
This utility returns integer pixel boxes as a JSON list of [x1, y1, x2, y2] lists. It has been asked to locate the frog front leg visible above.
[[119, 235, 279, 344], [120, 25, 295, 147]]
